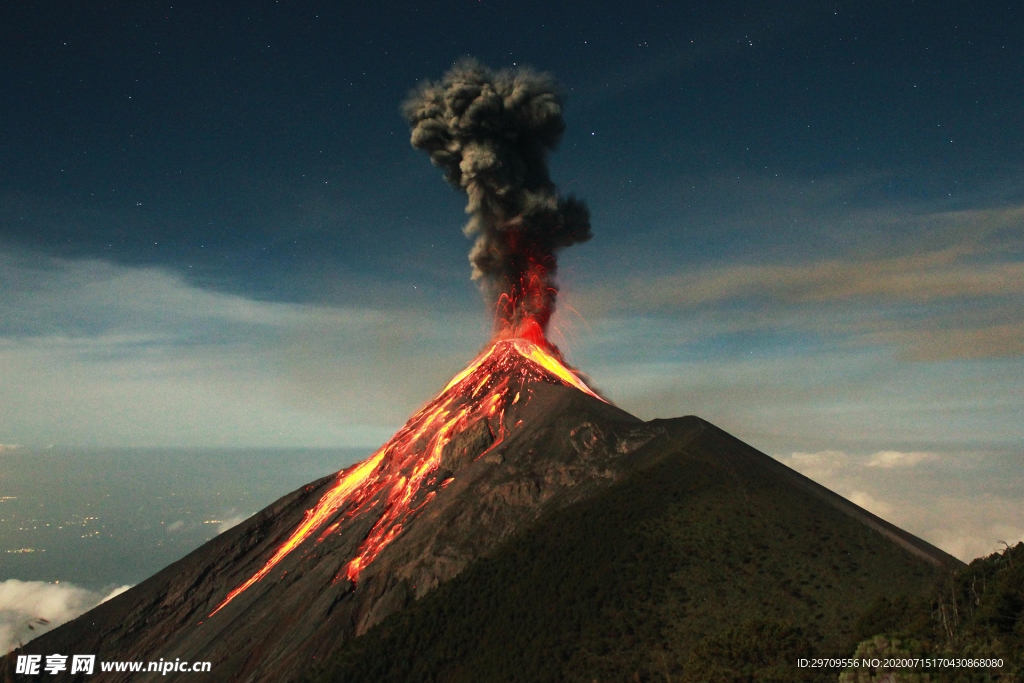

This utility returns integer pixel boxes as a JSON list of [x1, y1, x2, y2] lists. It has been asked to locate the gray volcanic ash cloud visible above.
[[402, 58, 591, 342]]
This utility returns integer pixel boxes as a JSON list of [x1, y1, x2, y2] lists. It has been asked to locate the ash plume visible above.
[[403, 58, 591, 342]]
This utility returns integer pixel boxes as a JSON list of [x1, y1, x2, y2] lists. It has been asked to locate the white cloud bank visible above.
[[0, 580, 131, 654], [846, 490, 893, 516], [776, 448, 1024, 562]]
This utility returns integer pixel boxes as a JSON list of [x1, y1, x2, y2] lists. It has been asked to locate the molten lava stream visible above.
[[209, 338, 602, 617]]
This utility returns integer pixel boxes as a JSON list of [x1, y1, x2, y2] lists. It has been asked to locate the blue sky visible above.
[[1, 0, 1021, 570]]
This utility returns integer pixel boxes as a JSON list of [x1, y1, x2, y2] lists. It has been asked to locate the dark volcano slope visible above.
[[8, 381, 665, 683], [303, 417, 961, 683]]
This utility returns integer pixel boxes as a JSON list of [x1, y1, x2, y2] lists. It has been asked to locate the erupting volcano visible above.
[[208, 59, 601, 617], [210, 337, 604, 617], [12, 57, 643, 683], [15, 322, 659, 683], [10, 60, 960, 683]]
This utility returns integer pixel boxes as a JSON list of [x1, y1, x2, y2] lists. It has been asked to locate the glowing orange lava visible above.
[[209, 336, 603, 617]]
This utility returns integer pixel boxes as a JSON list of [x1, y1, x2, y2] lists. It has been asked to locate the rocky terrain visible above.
[[9, 344, 960, 682], [11, 350, 675, 682]]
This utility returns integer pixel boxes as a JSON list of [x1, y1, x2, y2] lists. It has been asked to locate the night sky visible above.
[[1, 0, 1022, 567]]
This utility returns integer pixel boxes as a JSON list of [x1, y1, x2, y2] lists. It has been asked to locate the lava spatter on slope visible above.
[[210, 338, 603, 616]]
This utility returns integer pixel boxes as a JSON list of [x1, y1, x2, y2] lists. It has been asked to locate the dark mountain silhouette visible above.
[[301, 415, 964, 683], [7, 341, 960, 682]]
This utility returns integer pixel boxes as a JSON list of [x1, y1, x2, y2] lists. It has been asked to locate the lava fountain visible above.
[[210, 334, 602, 616], [211, 59, 596, 616]]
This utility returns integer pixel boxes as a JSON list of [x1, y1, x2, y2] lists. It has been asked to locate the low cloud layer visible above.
[[866, 450, 934, 468], [775, 448, 1024, 562], [0, 580, 131, 654]]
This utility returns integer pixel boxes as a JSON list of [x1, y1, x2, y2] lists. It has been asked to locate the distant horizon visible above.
[[0, 428, 1016, 568]]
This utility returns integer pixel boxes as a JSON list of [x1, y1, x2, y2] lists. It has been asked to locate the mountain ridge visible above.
[[301, 414, 961, 683], [10, 350, 672, 682], [8, 347, 960, 682]]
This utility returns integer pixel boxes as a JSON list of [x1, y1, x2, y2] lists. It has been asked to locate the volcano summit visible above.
[[10, 337, 959, 682], [11, 336, 680, 682], [8, 61, 962, 682]]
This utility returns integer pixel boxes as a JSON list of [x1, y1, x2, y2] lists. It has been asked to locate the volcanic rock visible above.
[[9, 341, 960, 682]]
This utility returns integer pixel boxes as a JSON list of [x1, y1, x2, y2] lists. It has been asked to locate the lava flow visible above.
[[210, 336, 602, 616]]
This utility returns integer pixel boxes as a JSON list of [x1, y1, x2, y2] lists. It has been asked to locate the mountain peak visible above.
[[11, 342, 958, 683], [211, 338, 604, 615]]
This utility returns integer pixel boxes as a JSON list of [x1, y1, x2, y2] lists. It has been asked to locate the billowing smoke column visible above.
[[205, 62, 601, 619], [403, 58, 591, 346]]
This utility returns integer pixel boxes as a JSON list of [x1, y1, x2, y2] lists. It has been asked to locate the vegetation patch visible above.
[[303, 435, 948, 683]]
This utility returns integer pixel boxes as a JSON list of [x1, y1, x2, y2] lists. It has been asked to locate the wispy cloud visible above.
[[0, 250, 487, 447], [866, 450, 934, 468], [862, 321, 1024, 361], [584, 238, 1022, 313], [636, 249, 1022, 306], [783, 449, 856, 482], [0, 249, 390, 338], [566, 203, 1024, 363]]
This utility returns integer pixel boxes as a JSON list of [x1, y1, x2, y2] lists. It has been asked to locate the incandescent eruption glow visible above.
[[207, 59, 601, 619], [209, 337, 603, 617]]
